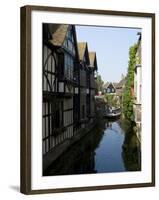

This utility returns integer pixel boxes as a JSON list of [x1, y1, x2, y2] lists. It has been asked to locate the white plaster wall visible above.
[[137, 67, 142, 103], [43, 45, 56, 91], [58, 82, 64, 92]]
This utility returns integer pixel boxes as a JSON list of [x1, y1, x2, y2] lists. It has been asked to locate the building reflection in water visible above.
[[44, 118, 141, 176], [44, 119, 105, 176]]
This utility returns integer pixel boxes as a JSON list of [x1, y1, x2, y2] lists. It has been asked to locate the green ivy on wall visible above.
[[122, 43, 137, 121]]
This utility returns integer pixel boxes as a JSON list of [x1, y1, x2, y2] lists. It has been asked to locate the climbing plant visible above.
[[122, 43, 137, 121]]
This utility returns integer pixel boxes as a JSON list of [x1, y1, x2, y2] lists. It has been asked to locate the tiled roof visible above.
[[104, 79, 126, 89], [77, 42, 87, 60], [89, 52, 96, 66], [104, 82, 117, 89], [89, 52, 98, 70], [49, 24, 69, 46], [116, 78, 126, 88], [113, 82, 118, 87], [104, 82, 110, 88]]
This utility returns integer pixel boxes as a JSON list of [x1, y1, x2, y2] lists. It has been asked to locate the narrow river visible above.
[[94, 121, 125, 172], [44, 118, 141, 176]]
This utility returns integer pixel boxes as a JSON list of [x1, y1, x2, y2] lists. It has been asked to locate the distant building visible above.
[[115, 76, 126, 106], [104, 82, 116, 94], [115, 77, 126, 97], [103, 77, 126, 108]]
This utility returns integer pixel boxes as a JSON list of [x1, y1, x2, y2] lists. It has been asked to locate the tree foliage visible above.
[[105, 94, 119, 107], [96, 74, 104, 92], [122, 43, 137, 120]]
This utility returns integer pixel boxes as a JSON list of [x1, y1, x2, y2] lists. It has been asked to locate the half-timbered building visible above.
[[88, 52, 98, 122], [42, 24, 79, 155], [77, 42, 90, 127], [42, 24, 98, 172]]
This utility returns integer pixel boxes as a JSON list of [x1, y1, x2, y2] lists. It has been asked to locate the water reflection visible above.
[[94, 121, 125, 173], [122, 123, 141, 171], [44, 118, 141, 176]]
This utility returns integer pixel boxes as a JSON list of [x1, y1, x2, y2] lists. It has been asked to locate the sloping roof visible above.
[[104, 82, 117, 89], [77, 42, 90, 65], [104, 82, 109, 88], [49, 24, 69, 46], [89, 52, 98, 70], [104, 79, 126, 92], [89, 52, 96, 66], [48, 24, 79, 60], [116, 78, 126, 88], [77, 42, 87, 60], [113, 82, 118, 87]]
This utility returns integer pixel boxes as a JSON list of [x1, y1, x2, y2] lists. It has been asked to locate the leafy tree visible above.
[[122, 43, 137, 120], [96, 74, 104, 93], [105, 94, 118, 107]]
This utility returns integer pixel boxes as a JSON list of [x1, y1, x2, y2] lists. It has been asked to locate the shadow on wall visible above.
[[9, 185, 20, 192]]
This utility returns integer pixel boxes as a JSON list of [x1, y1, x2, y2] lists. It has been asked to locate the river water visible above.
[[44, 118, 141, 176]]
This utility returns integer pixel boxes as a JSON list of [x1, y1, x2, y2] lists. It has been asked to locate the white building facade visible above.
[[133, 33, 142, 133]]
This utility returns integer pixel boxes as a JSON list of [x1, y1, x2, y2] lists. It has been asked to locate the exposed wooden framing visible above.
[[42, 24, 79, 152]]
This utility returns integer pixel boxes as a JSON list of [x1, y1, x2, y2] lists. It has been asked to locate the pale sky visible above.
[[76, 25, 141, 83]]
